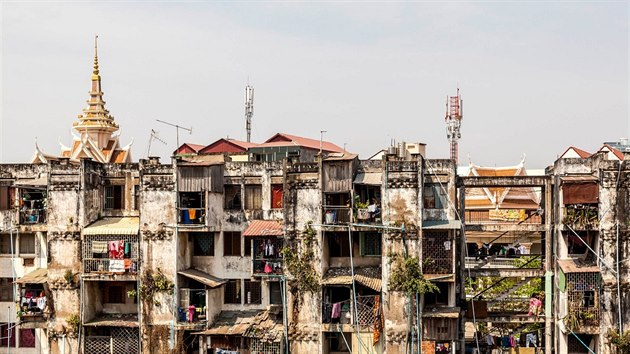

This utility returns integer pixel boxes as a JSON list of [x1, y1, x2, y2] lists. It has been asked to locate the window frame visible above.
[[19, 234, 36, 255], [244, 185, 263, 210], [104, 185, 124, 210], [223, 232, 242, 257], [224, 185, 242, 210], [192, 232, 215, 257], [0, 278, 14, 302], [360, 232, 382, 257], [244, 280, 262, 305], [224, 279, 242, 304]]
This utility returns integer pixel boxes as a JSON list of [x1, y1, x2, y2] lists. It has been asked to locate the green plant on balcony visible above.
[[389, 253, 438, 295], [607, 329, 630, 354]]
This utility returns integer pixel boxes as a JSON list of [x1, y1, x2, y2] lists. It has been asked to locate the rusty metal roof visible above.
[[14, 268, 47, 284], [322, 267, 382, 292], [84, 314, 139, 327], [242, 220, 284, 237], [195, 310, 284, 342], [557, 259, 600, 274], [353, 172, 382, 185], [178, 268, 226, 288], [83, 217, 139, 236]]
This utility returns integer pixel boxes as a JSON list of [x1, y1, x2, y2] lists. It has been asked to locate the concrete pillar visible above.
[[544, 179, 553, 354]]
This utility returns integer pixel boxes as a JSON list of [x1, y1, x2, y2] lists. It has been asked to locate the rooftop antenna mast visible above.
[[445, 87, 463, 164], [146, 129, 167, 157], [156, 119, 192, 154], [245, 84, 254, 142]]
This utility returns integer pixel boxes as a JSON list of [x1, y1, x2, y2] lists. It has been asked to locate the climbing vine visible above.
[[388, 253, 438, 295], [138, 268, 174, 306], [281, 222, 319, 294], [607, 329, 630, 354]]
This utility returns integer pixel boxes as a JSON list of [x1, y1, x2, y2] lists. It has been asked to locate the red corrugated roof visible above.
[[264, 133, 344, 153], [175, 143, 206, 155], [199, 138, 259, 154], [242, 220, 284, 237]]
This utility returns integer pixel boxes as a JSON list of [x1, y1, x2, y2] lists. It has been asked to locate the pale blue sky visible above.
[[1, 1, 628, 167]]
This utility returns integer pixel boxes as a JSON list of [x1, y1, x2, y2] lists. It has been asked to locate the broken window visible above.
[[360, 232, 381, 256], [271, 184, 283, 209], [0, 278, 13, 301], [104, 185, 124, 210], [192, 232, 215, 257], [328, 232, 350, 257], [223, 232, 241, 256], [224, 279, 242, 304], [269, 282, 282, 305], [19, 234, 35, 255], [244, 185, 262, 210], [224, 185, 242, 210], [244, 280, 262, 304], [0, 234, 16, 255], [424, 282, 449, 307], [423, 183, 447, 209]]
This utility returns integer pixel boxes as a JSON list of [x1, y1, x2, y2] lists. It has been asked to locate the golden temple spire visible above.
[[92, 35, 100, 78]]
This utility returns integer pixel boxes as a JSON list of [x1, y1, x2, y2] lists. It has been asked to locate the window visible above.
[[224, 279, 241, 304], [245, 185, 262, 210], [271, 184, 283, 209], [0, 234, 16, 255], [224, 232, 241, 256], [19, 328, 35, 348], [244, 237, 251, 257], [105, 185, 124, 210], [19, 234, 35, 254], [192, 232, 215, 256], [423, 183, 447, 209], [328, 233, 350, 257], [224, 185, 242, 210], [360, 233, 381, 256], [133, 185, 140, 210], [244, 280, 262, 304], [424, 282, 449, 307], [269, 282, 282, 305], [0, 323, 15, 347], [0, 187, 12, 210], [105, 285, 125, 304], [0, 278, 13, 301]]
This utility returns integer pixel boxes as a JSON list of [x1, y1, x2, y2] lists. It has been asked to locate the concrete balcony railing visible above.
[[323, 206, 352, 225]]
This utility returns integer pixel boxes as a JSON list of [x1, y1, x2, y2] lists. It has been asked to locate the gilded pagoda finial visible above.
[[92, 35, 99, 77]]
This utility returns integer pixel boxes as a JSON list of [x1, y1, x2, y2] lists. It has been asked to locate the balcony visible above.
[[323, 206, 352, 225], [19, 208, 46, 225], [82, 236, 139, 277], [178, 288, 207, 329], [252, 238, 283, 276], [322, 295, 381, 327], [178, 207, 206, 225]]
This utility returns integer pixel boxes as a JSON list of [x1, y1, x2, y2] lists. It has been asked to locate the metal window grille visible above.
[[192, 232, 215, 256], [85, 328, 139, 354], [244, 280, 262, 304], [422, 231, 453, 274], [249, 339, 281, 354], [360, 232, 381, 256], [224, 279, 241, 304], [82, 235, 139, 273], [567, 272, 600, 327]]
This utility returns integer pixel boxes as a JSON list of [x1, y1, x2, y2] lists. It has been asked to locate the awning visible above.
[[178, 268, 226, 288], [194, 311, 259, 336], [14, 268, 47, 284], [322, 267, 382, 292], [83, 217, 140, 236], [422, 307, 461, 319], [353, 172, 382, 185], [557, 259, 600, 274], [243, 220, 283, 237], [422, 220, 462, 230], [14, 176, 48, 188]]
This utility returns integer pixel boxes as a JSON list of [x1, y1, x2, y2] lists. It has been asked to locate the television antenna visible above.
[[146, 129, 167, 157], [156, 119, 192, 153]]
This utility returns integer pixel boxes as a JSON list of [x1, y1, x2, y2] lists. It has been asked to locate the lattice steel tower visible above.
[[245, 85, 254, 143], [445, 88, 463, 163]]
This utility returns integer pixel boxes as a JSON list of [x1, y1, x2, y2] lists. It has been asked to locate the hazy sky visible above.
[[1, 1, 628, 168]]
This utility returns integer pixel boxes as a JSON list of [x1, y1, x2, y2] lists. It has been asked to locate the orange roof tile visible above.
[[242, 220, 283, 237], [560, 146, 591, 159], [600, 144, 624, 160]]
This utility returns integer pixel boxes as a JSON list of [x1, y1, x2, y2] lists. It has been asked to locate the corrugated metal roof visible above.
[[422, 307, 461, 318], [84, 314, 139, 327], [177, 268, 226, 288], [422, 220, 461, 230], [14, 268, 47, 284], [195, 311, 260, 336], [354, 172, 382, 185], [322, 267, 382, 292], [557, 259, 600, 274], [264, 133, 345, 153], [243, 220, 284, 237], [83, 217, 139, 236]]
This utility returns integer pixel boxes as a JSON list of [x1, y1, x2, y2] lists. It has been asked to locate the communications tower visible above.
[[245, 85, 254, 142], [445, 88, 463, 163]]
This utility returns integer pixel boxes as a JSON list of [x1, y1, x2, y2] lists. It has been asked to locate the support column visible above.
[[544, 179, 553, 354]]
